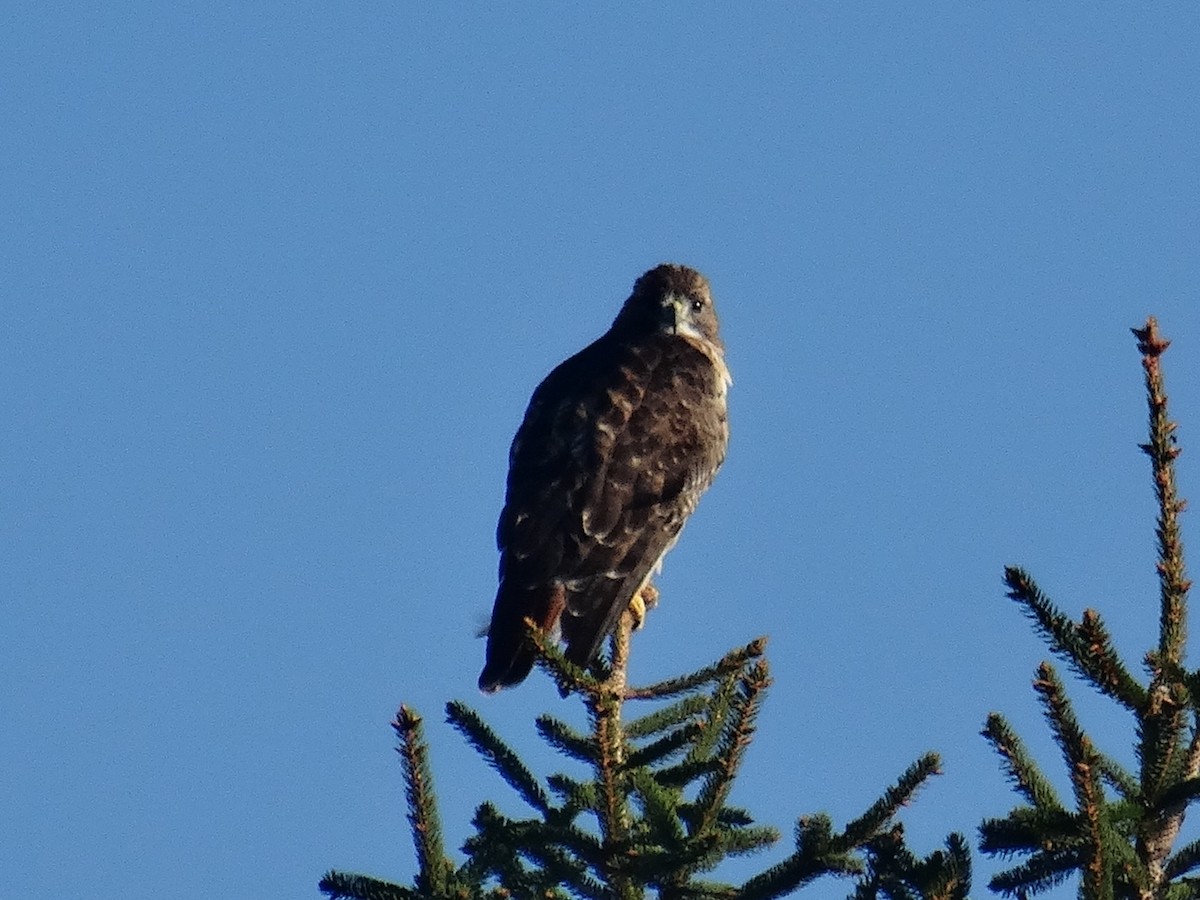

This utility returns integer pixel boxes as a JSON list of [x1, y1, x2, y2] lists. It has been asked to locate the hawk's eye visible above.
[[690, 298, 704, 313]]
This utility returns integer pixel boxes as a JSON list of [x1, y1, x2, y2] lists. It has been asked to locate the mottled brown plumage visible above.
[[479, 264, 730, 692]]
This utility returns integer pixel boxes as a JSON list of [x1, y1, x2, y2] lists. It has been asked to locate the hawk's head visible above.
[[612, 264, 722, 351]]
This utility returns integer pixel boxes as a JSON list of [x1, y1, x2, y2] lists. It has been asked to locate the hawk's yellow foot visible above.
[[628, 583, 660, 631]]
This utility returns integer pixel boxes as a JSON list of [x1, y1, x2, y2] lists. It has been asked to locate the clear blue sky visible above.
[[3, 5, 1199, 899]]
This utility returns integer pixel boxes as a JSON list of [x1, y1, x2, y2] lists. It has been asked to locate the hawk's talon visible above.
[[628, 583, 660, 631]]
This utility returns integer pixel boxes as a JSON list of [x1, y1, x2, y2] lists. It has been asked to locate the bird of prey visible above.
[[479, 264, 731, 692]]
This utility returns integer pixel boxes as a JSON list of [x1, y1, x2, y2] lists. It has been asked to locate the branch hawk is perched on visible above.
[[479, 264, 731, 692]]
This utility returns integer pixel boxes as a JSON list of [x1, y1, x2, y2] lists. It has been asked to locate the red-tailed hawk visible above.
[[479, 264, 731, 692]]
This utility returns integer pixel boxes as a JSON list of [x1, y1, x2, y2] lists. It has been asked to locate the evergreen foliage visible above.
[[321, 617, 968, 899], [980, 318, 1197, 899], [322, 316, 1192, 900]]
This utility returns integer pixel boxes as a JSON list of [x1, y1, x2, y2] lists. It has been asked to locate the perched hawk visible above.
[[479, 264, 731, 692]]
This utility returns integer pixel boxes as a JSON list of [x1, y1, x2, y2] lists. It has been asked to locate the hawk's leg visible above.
[[628, 582, 660, 631]]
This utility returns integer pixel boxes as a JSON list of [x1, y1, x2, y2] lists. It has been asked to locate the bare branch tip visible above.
[[395, 705, 422, 730], [1132, 317, 1171, 357]]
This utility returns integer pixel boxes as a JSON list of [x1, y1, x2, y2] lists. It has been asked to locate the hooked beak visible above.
[[664, 294, 684, 334]]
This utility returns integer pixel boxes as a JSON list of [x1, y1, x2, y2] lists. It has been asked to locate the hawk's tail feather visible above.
[[478, 582, 566, 693], [478, 644, 537, 694]]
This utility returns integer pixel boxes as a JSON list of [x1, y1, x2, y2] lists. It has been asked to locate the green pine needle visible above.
[[1077, 608, 1149, 709], [931, 833, 974, 900], [719, 823, 780, 857]]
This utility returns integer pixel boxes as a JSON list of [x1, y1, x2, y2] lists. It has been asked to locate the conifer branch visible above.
[[1184, 721, 1200, 793], [690, 679, 740, 770], [720, 823, 781, 857], [583, 613, 636, 898], [626, 721, 705, 768], [1129, 317, 1196, 899], [927, 833, 974, 900], [653, 757, 723, 792], [1165, 836, 1200, 880], [670, 880, 740, 899], [986, 851, 1080, 897], [535, 715, 596, 764], [626, 637, 768, 701], [545, 772, 597, 812], [981, 712, 1064, 810], [854, 825, 972, 900], [735, 755, 949, 898], [983, 318, 1196, 900], [625, 694, 711, 739], [627, 765, 686, 844], [851, 825, 912, 900], [1140, 652, 1189, 803], [318, 871, 419, 900], [1133, 317, 1192, 665], [1004, 568, 1146, 711], [736, 814, 863, 899], [588, 703, 627, 843], [330, 594, 960, 898], [1151, 775, 1200, 819], [1077, 745, 1113, 900], [1079, 608, 1151, 709], [500, 825, 595, 895], [527, 621, 605, 697], [1024, 663, 1133, 898], [392, 706, 453, 895], [1030, 663, 1092, 801], [691, 659, 771, 837], [842, 752, 942, 847], [1097, 752, 1140, 803], [978, 806, 1080, 857], [1003, 565, 1088, 656], [462, 801, 602, 897], [445, 700, 551, 814]]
